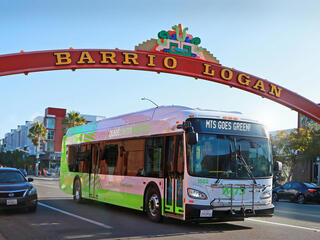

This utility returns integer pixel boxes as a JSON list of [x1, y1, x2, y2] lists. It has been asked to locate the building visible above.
[[0, 107, 105, 172], [39, 107, 67, 169]]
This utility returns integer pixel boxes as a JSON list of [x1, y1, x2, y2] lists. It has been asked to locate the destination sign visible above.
[[189, 118, 267, 137]]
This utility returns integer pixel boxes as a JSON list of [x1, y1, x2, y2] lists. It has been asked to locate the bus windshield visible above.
[[187, 134, 272, 179]]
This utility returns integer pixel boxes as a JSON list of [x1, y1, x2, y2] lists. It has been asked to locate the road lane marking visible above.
[[38, 202, 112, 229], [246, 218, 320, 232]]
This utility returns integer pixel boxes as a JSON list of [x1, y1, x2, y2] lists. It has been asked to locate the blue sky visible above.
[[1, 0, 320, 138]]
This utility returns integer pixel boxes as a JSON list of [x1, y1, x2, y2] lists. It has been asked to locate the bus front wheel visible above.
[[146, 187, 162, 222], [73, 178, 82, 203]]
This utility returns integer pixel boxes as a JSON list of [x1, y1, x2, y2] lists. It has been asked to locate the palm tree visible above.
[[28, 121, 48, 151], [62, 111, 87, 133], [27, 121, 48, 175]]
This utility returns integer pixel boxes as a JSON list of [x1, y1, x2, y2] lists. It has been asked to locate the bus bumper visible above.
[[185, 203, 274, 221]]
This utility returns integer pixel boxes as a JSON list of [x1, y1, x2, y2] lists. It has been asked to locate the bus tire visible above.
[[73, 178, 82, 203], [146, 186, 162, 222]]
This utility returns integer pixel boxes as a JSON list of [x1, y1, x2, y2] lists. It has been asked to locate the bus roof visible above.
[[65, 105, 261, 145]]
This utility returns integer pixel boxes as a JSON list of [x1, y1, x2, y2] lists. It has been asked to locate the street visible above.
[[0, 178, 319, 240]]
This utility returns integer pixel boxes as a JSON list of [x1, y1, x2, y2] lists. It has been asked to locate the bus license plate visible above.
[[6, 199, 17, 205], [200, 209, 213, 217]]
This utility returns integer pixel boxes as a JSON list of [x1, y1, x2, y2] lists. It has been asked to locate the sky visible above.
[[1, 0, 320, 138]]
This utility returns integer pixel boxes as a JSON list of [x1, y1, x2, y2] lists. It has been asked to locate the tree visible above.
[[304, 123, 320, 163], [271, 128, 312, 181], [28, 121, 48, 150], [27, 121, 48, 174], [62, 111, 87, 133], [0, 150, 34, 170]]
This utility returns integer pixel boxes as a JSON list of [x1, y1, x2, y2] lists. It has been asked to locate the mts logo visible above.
[[222, 187, 246, 198]]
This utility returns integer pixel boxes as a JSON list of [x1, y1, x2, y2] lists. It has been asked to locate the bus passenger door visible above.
[[164, 135, 184, 215], [175, 135, 184, 215], [89, 144, 100, 199]]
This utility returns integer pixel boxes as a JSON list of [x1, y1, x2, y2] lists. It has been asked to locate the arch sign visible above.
[[1, 24, 320, 123]]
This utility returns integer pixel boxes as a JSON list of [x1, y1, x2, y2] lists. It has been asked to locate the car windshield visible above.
[[0, 171, 26, 184], [187, 134, 272, 179]]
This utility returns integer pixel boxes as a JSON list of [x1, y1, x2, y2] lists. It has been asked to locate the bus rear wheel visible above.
[[146, 187, 162, 222], [73, 178, 82, 203]]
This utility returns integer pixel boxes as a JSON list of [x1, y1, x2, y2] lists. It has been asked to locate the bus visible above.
[[59, 105, 274, 222]]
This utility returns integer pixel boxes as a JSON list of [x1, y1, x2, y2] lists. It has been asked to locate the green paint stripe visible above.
[[81, 124, 96, 133], [95, 188, 143, 210], [82, 134, 95, 140], [80, 124, 96, 132]]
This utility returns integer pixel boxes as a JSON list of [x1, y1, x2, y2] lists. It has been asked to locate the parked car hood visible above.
[[0, 182, 32, 191]]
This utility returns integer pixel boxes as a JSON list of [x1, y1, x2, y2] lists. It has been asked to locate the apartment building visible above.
[[0, 107, 105, 170]]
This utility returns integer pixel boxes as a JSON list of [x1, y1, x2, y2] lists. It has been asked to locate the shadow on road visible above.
[[0, 198, 252, 240], [45, 198, 251, 239]]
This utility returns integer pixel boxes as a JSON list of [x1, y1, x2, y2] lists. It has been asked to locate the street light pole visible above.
[[35, 136, 40, 177], [141, 97, 159, 107]]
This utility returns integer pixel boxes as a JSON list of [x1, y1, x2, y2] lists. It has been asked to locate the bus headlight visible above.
[[260, 190, 272, 199], [187, 188, 207, 200]]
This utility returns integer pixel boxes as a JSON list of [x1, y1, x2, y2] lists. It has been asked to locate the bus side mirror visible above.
[[274, 161, 282, 172], [187, 132, 198, 145]]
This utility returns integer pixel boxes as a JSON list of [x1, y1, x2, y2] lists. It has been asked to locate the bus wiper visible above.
[[235, 139, 257, 185]]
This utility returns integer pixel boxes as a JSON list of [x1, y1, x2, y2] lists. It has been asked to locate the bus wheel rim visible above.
[[75, 183, 80, 200], [148, 194, 160, 216], [75, 190, 80, 200]]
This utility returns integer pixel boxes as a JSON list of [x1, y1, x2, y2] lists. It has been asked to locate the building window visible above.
[[46, 118, 55, 129], [46, 142, 54, 152], [47, 130, 55, 140]]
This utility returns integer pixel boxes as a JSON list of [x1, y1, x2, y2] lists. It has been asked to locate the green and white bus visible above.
[[60, 106, 274, 222]]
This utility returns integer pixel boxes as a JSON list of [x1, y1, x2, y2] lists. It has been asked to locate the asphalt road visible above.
[[0, 178, 319, 240]]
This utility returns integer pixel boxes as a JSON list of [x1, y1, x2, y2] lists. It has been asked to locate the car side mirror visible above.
[[274, 161, 282, 172], [27, 178, 34, 182]]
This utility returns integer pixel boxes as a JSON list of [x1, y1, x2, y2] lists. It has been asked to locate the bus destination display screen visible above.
[[188, 118, 267, 137]]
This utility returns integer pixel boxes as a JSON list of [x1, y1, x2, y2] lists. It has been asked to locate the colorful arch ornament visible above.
[[1, 24, 320, 123]]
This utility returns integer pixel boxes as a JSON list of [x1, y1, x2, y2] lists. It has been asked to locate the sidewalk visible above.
[[30, 175, 59, 181]]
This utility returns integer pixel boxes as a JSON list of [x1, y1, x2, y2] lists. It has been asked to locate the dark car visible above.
[[0, 168, 38, 212], [272, 181, 320, 204]]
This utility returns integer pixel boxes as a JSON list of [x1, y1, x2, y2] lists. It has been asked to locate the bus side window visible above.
[[67, 145, 78, 172], [114, 145, 127, 176], [101, 144, 118, 175], [78, 144, 91, 173], [125, 139, 145, 176], [99, 142, 108, 174], [144, 137, 164, 178]]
